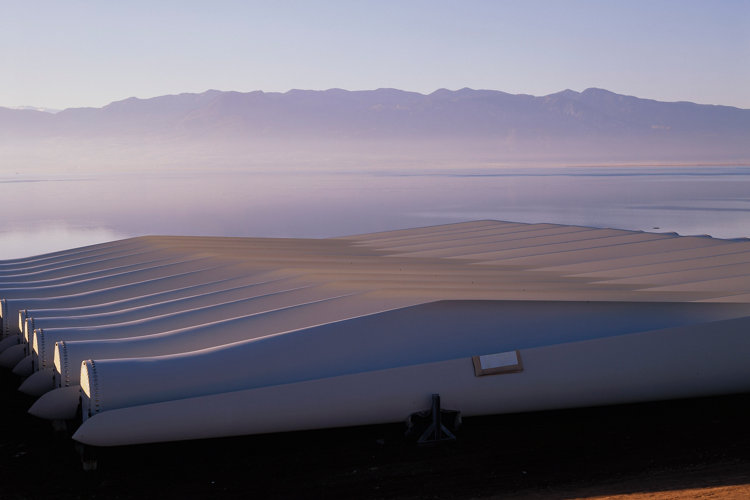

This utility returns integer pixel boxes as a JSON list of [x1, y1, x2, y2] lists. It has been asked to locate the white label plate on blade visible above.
[[472, 350, 523, 376]]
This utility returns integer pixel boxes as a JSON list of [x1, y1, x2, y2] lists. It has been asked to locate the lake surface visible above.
[[1, 164, 749, 259]]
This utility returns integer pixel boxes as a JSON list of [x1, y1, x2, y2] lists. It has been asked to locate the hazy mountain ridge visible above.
[[2, 88, 749, 162]]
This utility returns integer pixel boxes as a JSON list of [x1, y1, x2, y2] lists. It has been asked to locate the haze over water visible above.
[[2, 164, 748, 259], [3, 3, 749, 257]]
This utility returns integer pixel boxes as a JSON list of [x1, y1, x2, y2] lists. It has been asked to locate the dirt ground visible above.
[[1, 371, 748, 499]]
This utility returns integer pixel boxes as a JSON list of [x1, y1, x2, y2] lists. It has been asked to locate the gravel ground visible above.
[[1, 372, 749, 499]]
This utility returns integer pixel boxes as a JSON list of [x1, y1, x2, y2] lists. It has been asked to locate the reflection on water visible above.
[[0, 225, 128, 260], [1, 165, 749, 259]]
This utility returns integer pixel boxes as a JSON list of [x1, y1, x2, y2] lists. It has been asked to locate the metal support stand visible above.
[[75, 442, 98, 472], [406, 393, 460, 446]]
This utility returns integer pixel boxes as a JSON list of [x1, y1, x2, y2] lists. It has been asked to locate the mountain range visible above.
[[2, 88, 749, 163]]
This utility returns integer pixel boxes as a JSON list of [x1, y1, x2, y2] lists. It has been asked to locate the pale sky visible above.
[[2, 0, 749, 110]]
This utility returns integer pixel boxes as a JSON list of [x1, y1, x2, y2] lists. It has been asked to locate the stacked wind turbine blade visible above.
[[1, 222, 749, 449]]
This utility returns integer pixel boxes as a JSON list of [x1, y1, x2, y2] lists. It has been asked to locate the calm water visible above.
[[1, 164, 749, 259]]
